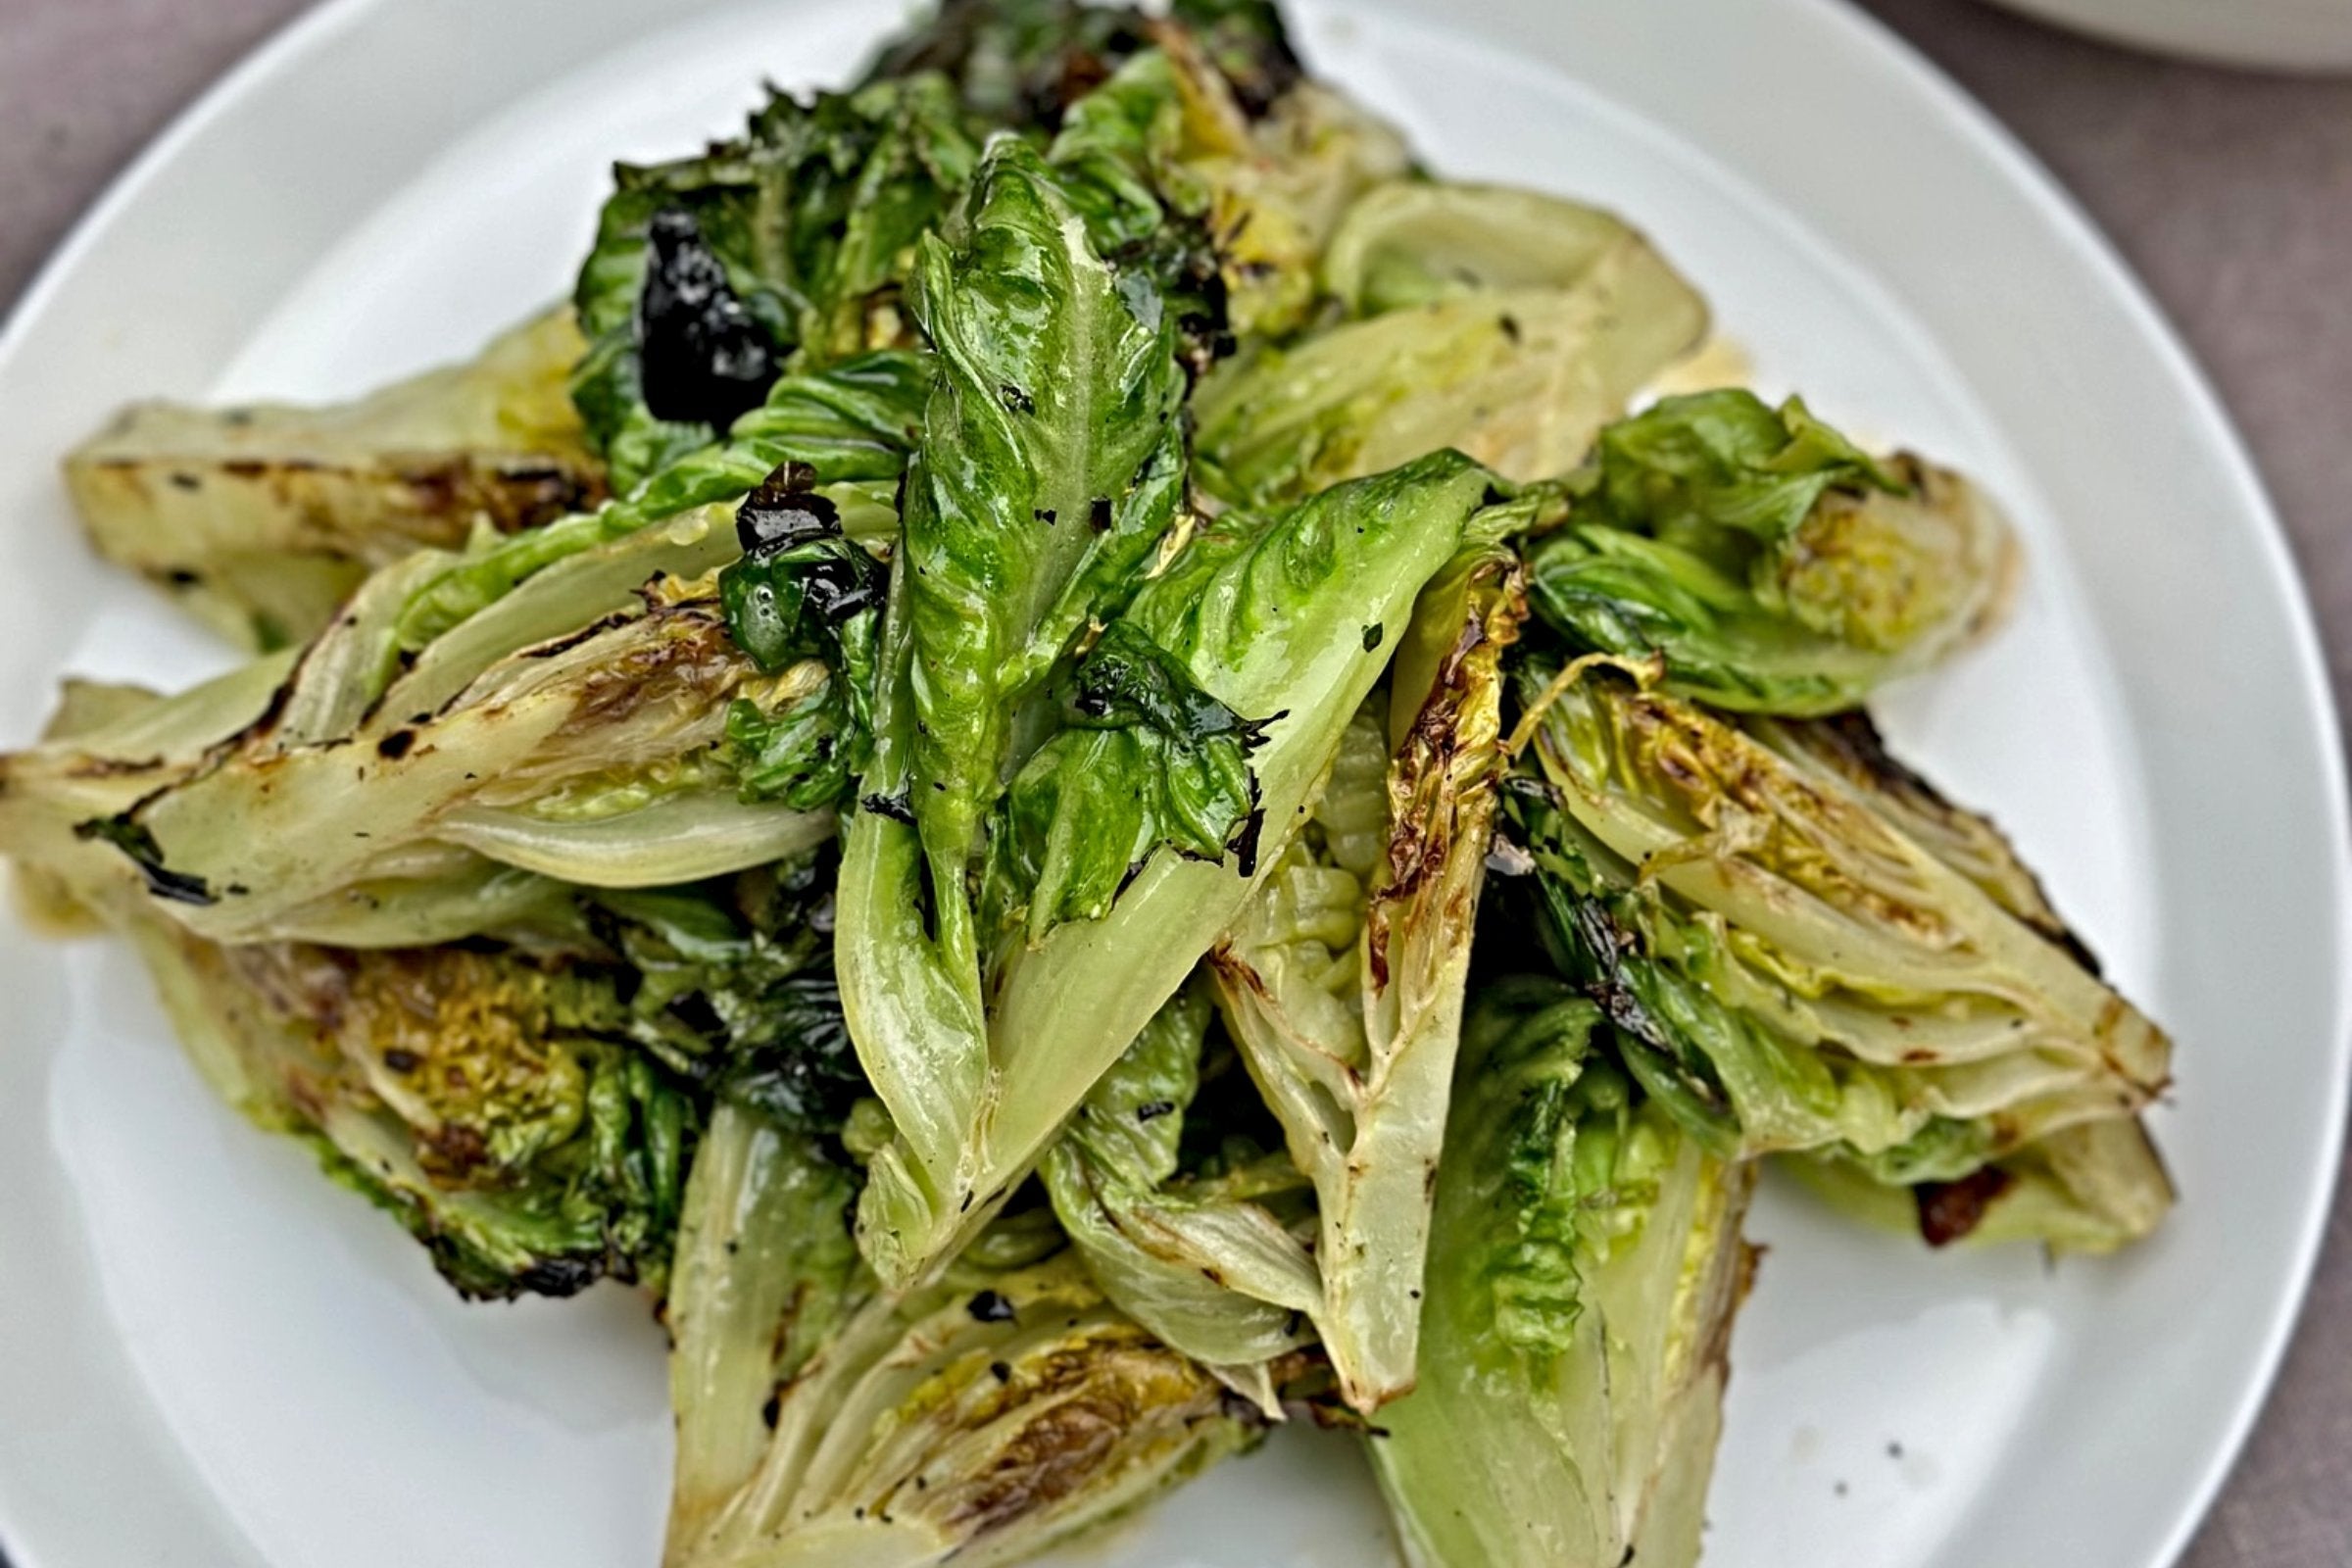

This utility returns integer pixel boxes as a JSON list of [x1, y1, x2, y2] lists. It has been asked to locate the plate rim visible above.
[[0, 2, 2344, 1566], [1762, 3, 2352, 1550]]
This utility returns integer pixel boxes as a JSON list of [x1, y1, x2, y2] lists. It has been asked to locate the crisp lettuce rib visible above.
[[1371, 976, 1755, 1568], [1513, 658, 2173, 1249], [1206, 531, 1526, 1410]]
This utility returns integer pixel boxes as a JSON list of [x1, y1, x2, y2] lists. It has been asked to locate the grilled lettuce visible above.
[[1510, 658, 2173, 1250], [1525, 390, 2019, 714], [65, 310, 602, 649], [1195, 185, 1706, 508], [664, 1110, 1269, 1568], [0, 5, 2194, 1563], [833, 113, 1494, 1287], [1207, 528, 1526, 1410], [1371, 976, 1754, 1568], [1040, 983, 1320, 1411]]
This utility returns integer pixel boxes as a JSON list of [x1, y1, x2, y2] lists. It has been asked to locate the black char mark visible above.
[[74, 814, 217, 906], [735, 462, 840, 556], [638, 207, 781, 430], [860, 790, 916, 825], [1916, 1165, 2015, 1248]]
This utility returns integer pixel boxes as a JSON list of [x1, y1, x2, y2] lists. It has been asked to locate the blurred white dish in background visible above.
[[1984, 0, 2352, 72]]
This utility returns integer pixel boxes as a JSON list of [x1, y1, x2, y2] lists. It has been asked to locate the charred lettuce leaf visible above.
[[585, 869, 866, 1138], [25, 663, 851, 1303], [860, 0, 1159, 130], [1041, 984, 1320, 1410], [1, 510, 844, 946], [866, 0, 1399, 343], [128, 921, 697, 1299], [860, 0, 1301, 130], [24, 357, 927, 935], [1195, 188, 1705, 508], [1207, 532, 1526, 1410], [65, 310, 602, 650], [716, 463, 889, 810], [663, 1132, 1269, 1568], [1149, 27, 1408, 341], [569, 75, 977, 489], [831, 126, 1295, 1286], [1509, 658, 2173, 1250], [1526, 390, 2018, 714], [1372, 976, 1755, 1568], [664, 1103, 869, 1555], [840, 265, 1496, 1298], [394, 349, 926, 658]]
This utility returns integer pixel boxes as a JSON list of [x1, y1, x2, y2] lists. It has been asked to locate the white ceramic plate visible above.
[[1983, 0, 2352, 73], [1, 2, 2344, 1565]]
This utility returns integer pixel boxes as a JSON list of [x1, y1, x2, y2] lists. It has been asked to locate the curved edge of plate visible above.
[[0, 0, 376, 366], [0, 12, 392, 1568], [1801, 1, 2352, 1561]]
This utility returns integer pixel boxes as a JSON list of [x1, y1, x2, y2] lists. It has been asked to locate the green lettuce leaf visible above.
[[1195, 205, 1706, 508], [569, 76, 977, 488], [834, 129, 1219, 1284], [1371, 976, 1755, 1568], [1526, 389, 2019, 714], [982, 620, 1266, 943], [1508, 658, 2173, 1250], [845, 434, 1492, 1287], [1205, 532, 1526, 1410]]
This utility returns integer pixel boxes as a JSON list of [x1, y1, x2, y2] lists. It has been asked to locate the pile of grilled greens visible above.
[[8, 1, 2174, 1562]]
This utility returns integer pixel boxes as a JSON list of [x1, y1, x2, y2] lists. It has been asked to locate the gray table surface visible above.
[[2, 1, 2347, 1564]]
